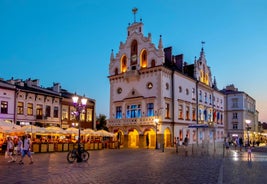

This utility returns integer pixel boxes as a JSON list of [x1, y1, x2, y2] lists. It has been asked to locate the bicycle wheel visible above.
[[81, 151, 90, 162], [67, 151, 76, 163]]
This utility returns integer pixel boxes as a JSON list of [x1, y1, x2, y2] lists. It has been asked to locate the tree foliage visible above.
[[96, 114, 108, 131]]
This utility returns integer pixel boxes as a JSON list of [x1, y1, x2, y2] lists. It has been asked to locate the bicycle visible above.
[[67, 146, 90, 163]]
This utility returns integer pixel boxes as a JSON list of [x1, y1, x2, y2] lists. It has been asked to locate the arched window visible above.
[[131, 40, 138, 66], [205, 74, 209, 85], [200, 71, 204, 82], [120, 55, 127, 73], [151, 59, 156, 67], [114, 68, 118, 75], [140, 49, 147, 68]]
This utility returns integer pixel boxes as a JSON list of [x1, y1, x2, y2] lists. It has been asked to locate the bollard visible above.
[[162, 143, 164, 152]]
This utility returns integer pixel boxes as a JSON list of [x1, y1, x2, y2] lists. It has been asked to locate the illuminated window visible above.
[[86, 108, 93, 121], [192, 108, 196, 121], [1, 101, 8, 114], [126, 104, 141, 118], [186, 106, 190, 120], [121, 55, 127, 73], [140, 49, 147, 68], [62, 105, 69, 120], [178, 105, 183, 119], [17, 102, 24, 115], [27, 103, 33, 116]]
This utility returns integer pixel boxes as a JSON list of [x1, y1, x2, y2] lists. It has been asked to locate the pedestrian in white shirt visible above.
[[6, 137, 15, 162], [19, 134, 33, 165]]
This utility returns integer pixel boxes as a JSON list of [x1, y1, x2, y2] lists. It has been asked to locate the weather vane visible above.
[[132, 7, 138, 23], [201, 41, 205, 48]]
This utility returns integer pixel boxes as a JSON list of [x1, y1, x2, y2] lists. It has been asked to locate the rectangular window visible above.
[[45, 106, 51, 117], [199, 90, 202, 102], [192, 88, 195, 100], [86, 108, 92, 121], [1, 101, 8, 114], [232, 112, 238, 119], [147, 103, 154, 117], [80, 111, 85, 121], [36, 104, 43, 119], [70, 106, 76, 120], [53, 106, 59, 118], [36, 104, 43, 115], [209, 95, 212, 105], [165, 103, 170, 119], [178, 105, 183, 119], [192, 108, 196, 121], [232, 98, 238, 108], [186, 106, 190, 120], [126, 104, 141, 118], [116, 106, 122, 119], [27, 103, 33, 115], [233, 123, 238, 129], [17, 102, 24, 115], [62, 105, 69, 120]]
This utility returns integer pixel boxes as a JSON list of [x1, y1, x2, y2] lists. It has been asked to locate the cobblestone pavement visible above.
[[0, 147, 266, 184], [222, 148, 267, 184]]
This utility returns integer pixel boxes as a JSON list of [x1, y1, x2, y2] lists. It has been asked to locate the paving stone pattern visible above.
[[0, 147, 266, 184]]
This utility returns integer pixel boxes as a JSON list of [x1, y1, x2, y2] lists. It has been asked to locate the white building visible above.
[[0, 79, 16, 123], [221, 84, 258, 144], [107, 10, 225, 149]]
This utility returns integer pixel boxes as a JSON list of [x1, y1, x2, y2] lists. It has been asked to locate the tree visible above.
[[96, 114, 108, 131]]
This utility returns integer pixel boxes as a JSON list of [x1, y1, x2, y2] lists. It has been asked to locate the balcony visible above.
[[108, 117, 156, 127]]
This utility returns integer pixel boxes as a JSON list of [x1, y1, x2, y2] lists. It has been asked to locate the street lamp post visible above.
[[245, 120, 251, 147], [72, 93, 87, 163], [154, 118, 159, 149]]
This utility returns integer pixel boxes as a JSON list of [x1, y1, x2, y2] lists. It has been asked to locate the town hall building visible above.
[[107, 9, 225, 149]]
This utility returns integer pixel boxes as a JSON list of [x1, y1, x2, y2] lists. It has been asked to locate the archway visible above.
[[115, 130, 124, 148], [144, 129, 155, 149], [128, 129, 139, 148], [164, 128, 172, 147]]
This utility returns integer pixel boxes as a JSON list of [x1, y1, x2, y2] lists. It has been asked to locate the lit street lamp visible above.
[[72, 93, 87, 163], [154, 118, 159, 149], [245, 119, 251, 146]]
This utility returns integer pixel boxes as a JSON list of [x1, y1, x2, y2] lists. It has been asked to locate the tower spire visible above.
[[201, 41, 205, 53], [158, 35, 163, 49], [132, 7, 138, 23]]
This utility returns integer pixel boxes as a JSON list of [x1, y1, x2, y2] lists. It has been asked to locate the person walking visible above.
[[14, 137, 23, 161], [239, 137, 243, 152], [19, 135, 33, 165], [176, 137, 180, 153], [247, 146, 252, 161], [6, 137, 15, 162]]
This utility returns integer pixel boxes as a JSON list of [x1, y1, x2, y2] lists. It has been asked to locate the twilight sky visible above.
[[0, 0, 267, 122]]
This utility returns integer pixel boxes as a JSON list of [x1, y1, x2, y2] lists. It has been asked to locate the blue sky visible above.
[[0, 0, 267, 122]]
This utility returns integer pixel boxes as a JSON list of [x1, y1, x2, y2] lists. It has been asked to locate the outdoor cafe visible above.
[[0, 121, 117, 154]]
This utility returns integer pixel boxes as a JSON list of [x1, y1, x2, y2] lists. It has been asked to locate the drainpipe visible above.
[[14, 88, 19, 125], [171, 69, 175, 147]]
